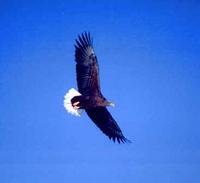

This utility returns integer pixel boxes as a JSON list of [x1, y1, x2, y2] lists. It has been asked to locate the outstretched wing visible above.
[[86, 107, 130, 143], [75, 32, 103, 97]]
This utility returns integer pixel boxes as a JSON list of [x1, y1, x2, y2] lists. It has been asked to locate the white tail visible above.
[[63, 88, 83, 117]]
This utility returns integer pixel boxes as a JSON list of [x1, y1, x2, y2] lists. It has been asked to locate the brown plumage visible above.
[[72, 32, 130, 143]]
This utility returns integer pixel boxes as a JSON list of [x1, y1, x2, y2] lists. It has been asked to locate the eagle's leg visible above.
[[73, 101, 80, 109]]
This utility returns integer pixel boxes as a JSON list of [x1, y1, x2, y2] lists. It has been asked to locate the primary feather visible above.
[[75, 33, 103, 98]]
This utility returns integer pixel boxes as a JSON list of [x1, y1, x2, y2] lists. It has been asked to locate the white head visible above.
[[109, 102, 115, 107]]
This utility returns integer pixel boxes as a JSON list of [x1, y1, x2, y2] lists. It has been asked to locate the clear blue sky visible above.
[[0, 0, 200, 182]]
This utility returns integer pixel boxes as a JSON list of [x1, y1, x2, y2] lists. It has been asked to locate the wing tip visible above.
[[75, 31, 93, 48], [109, 135, 131, 144]]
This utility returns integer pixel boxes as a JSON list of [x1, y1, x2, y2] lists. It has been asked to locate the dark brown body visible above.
[[71, 95, 109, 109], [72, 32, 129, 143]]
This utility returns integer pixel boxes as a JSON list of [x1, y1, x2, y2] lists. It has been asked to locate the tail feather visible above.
[[64, 88, 83, 116]]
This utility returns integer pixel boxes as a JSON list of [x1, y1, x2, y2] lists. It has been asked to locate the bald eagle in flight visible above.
[[64, 32, 130, 143]]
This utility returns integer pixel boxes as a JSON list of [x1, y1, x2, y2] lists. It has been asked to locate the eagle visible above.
[[64, 32, 130, 143]]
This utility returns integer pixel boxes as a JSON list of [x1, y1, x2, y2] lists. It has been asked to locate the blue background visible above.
[[0, 0, 200, 182]]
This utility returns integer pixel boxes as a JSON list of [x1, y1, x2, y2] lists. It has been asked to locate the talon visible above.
[[72, 101, 80, 109], [74, 106, 80, 109], [73, 101, 80, 106]]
